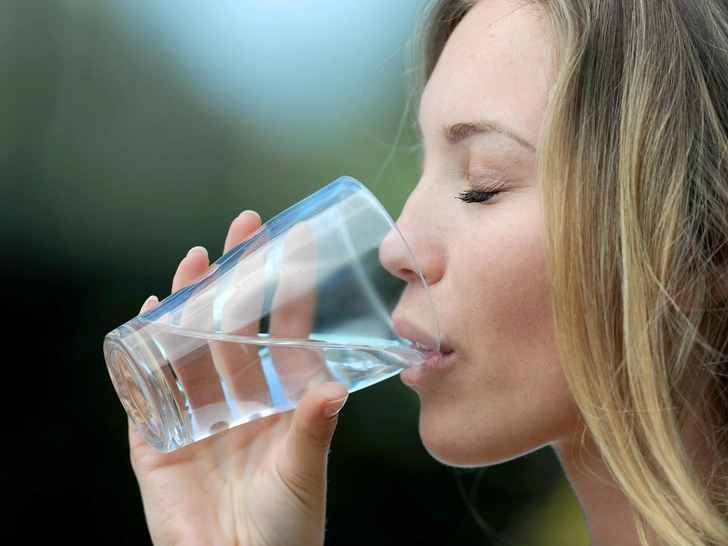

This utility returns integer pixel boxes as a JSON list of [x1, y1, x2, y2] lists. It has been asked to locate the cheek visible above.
[[417, 215, 581, 465], [456, 232, 563, 409], [458, 219, 552, 348]]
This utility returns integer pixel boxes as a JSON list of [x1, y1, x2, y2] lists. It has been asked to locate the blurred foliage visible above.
[[2, 0, 587, 544]]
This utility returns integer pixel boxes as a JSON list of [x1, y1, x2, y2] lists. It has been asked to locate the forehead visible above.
[[419, 0, 553, 145]]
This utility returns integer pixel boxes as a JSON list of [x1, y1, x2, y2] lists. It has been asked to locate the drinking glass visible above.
[[103, 176, 439, 452]]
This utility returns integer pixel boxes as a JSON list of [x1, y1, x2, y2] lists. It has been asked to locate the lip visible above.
[[393, 318, 441, 354], [393, 318, 454, 384]]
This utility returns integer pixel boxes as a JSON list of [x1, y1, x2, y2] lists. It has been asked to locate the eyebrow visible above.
[[414, 120, 535, 151]]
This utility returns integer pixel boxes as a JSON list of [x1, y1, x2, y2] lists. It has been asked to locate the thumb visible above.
[[279, 382, 349, 487]]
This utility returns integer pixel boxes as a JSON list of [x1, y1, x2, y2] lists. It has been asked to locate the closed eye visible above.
[[457, 189, 499, 203]]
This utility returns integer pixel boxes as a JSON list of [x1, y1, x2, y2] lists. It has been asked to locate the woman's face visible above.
[[383, 0, 580, 466]]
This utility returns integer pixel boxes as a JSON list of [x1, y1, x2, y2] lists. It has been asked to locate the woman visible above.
[[129, 0, 728, 544]]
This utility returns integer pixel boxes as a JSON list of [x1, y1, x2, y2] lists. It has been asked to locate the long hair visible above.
[[414, 1, 728, 544]]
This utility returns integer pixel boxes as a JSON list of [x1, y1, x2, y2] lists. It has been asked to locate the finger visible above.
[[128, 416, 151, 455], [269, 222, 333, 402], [139, 295, 159, 314], [224, 210, 262, 254], [167, 262, 232, 437], [166, 246, 229, 438], [278, 382, 348, 494], [211, 228, 272, 418], [146, 245, 220, 441], [152, 213, 265, 440], [164, 213, 264, 438], [172, 246, 210, 293]]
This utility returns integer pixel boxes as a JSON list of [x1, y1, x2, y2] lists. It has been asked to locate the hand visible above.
[[129, 210, 348, 546]]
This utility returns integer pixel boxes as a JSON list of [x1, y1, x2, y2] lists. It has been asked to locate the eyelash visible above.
[[457, 188, 500, 203]]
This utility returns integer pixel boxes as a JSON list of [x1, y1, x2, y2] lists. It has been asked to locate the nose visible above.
[[379, 183, 444, 288]]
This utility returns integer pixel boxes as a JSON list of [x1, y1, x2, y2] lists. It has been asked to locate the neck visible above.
[[552, 432, 664, 546]]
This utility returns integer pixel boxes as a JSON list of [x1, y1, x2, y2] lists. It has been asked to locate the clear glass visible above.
[[103, 176, 440, 453]]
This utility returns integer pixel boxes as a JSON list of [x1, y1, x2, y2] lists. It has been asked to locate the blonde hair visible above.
[[414, 1, 728, 545]]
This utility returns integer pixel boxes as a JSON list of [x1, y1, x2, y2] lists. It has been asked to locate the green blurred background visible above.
[[2, 1, 589, 544]]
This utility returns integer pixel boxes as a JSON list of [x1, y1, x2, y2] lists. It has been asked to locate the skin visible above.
[[385, 2, 663, 544], [385, 0, 580, 467], [131, 1, 665, 544], [130, 210, 350, 546], [388, 2, 660, 544]]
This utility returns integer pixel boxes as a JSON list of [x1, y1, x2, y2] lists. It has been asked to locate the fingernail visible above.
[[323, 394, 348, 418], [187, 246, 208, 257], [238, 210, 261, 221], [144, 295, 158, 306]]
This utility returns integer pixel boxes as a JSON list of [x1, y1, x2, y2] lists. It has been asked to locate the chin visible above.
[[425, 441, 557, 470], [418, 419, 553, 468], [422, 440, 535, 468]]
